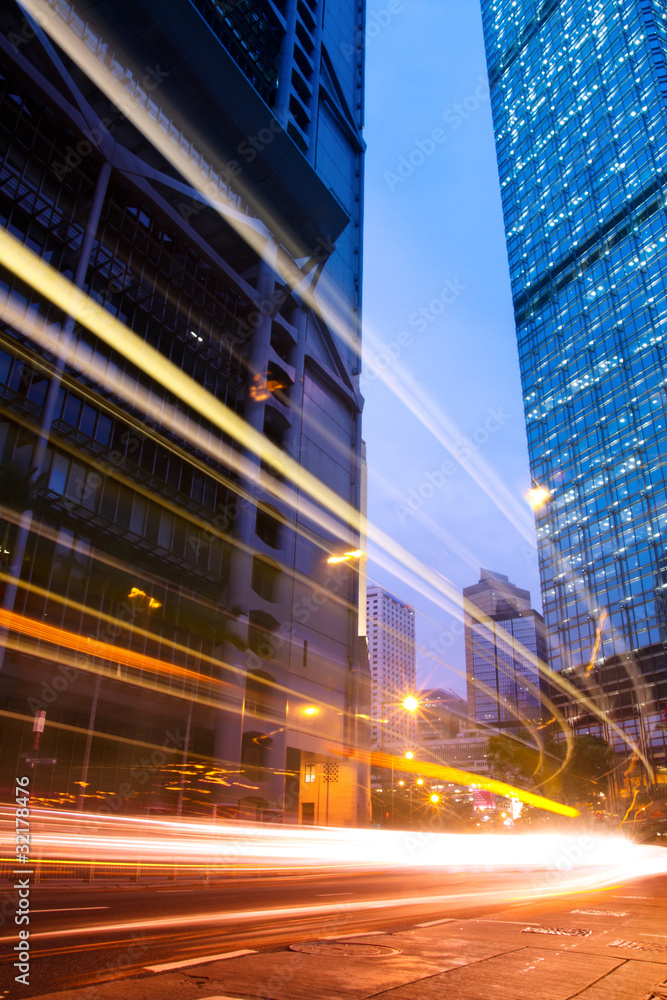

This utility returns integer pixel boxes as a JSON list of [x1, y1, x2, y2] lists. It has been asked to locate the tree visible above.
[[487, 734, 541, 785], [544, 735, 616, 808]]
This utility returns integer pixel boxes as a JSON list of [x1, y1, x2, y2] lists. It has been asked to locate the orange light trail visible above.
[[0, 608, 196, 687], [367, 750, 579, 817]]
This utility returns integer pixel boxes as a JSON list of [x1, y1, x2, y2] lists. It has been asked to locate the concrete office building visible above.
[[0, 0, 370, 824], [480, 0, 667, 771], [366, 586, 417, 752]]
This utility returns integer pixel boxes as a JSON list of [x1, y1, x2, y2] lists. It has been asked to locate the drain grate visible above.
[[522, 926, 592, 937], [645, 978, 667, 1000], [290, 941, 400, 958]]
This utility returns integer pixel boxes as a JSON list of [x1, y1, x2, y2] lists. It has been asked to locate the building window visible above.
[[304, 763, 316, 783]]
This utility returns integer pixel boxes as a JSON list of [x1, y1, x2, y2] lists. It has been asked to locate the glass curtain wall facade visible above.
[[0, 0, 370, 824], [480, 0, 667, 771]]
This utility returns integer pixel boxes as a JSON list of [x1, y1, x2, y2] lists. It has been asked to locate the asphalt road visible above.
[[0, 871, 584, 998], [0, 867, 590, 996]]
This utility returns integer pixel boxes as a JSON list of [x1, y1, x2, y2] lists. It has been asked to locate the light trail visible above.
[[0, 275, 645, 775], [20, 0, 538, 558], [0, 4, 651, 783], [1, 809, 665, 938]]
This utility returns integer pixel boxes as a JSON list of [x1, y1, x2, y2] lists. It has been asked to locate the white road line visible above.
[[474, 920, 540, 926], [415, 918, 454, 928], [33, 907, 109, 913], [325, 931, 385, 939], [317, 893, 355, 897], [145, 949, 256, 972]]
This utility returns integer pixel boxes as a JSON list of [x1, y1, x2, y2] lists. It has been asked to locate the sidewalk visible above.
[[28, 873, 667, 1000]]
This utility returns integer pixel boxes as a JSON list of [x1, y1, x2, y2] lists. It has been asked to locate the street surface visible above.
[[2, 866, 667, 998]]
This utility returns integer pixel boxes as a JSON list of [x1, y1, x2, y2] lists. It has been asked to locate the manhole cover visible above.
[[522, 926, 592, 937], [290, 942, 400, 958]]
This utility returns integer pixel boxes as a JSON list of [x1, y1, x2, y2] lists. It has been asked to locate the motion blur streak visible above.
[[2, 809, 665, 942], [0, 248, 640, 767], [0, 607, 211, 689], [367, 751, 579, 817], [0, 605, 575, 813], [21, 0, 534, 559]]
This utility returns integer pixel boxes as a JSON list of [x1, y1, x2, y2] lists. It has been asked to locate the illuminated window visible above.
[[304, 763, 316, 784]]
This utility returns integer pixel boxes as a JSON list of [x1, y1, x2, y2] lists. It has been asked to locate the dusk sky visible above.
[[361, 0, 543, 696]]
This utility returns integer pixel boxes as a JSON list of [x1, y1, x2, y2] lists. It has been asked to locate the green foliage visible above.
[[487, 733, 616, 810], [487, 734, 541, 784]]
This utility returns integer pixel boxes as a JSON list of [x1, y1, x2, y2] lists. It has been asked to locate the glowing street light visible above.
[[303, 706, 318, 716], [327, 549, 364, 564], [430, 793, 440, 804], [527, 485, 550, 510], [405, 751, 414, 760], [402, 696, 419, 713]]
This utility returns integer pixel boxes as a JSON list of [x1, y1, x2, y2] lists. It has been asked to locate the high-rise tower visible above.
[[0, 0, 369, 823], [464, 570, 547, 731], [480, 0, 667, 769], [366, 586, 417, 751]]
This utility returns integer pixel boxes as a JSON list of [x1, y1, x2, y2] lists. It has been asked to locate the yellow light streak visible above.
[[327, 549, 365, 564], [0, 231, 650, 773], [367, 750, 579, 817], [586, 609, 608, 674]]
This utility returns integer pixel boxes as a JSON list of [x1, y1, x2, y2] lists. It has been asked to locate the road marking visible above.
[[145, 949, 256, 972], [475, 920, 540, 926], [33, 907, 109, 913], [317, 893, 355, 896], [325, 931, 385, 939], [415, 918, 454, 927], [613, 895, 650, 899]]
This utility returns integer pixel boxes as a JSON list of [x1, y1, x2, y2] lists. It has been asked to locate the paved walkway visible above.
[[27, 874, 667, 1000]]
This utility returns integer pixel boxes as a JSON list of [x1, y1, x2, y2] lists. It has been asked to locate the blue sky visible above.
[[361, 0, 542, 696]]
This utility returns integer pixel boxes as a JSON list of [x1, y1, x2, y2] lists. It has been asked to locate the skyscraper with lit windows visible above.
[[480, 0, 667, 770], [464, 569, 547, 732], [366, 587, 417, 751]]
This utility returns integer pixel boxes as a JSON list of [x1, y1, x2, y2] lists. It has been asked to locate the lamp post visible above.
[[380, 696, 419, 826], [76, 586, 162, 813]]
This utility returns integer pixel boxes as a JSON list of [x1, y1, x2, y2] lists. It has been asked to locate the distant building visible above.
[[366, 587, 417, 751], [418, 688, 466, 742], [465, 570, 547, 732], [419, 727, 490, 775]]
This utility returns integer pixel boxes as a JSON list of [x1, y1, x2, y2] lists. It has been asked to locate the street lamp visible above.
[[326, 549, 364, 564], [77, 585, 162, 812], [379, 697, 419, 826], [527, 485, 550, 510]]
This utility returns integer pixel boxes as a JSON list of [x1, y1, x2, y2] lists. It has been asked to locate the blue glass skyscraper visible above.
[[480, 0, 667, 773]]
